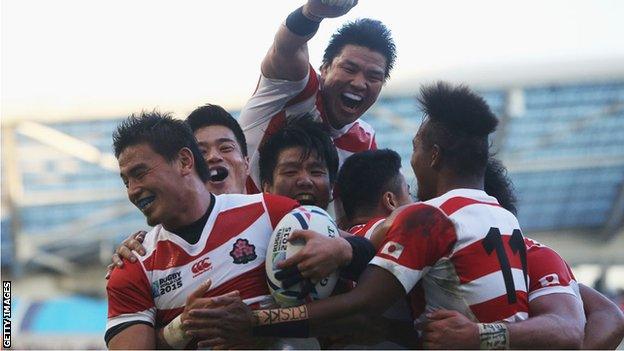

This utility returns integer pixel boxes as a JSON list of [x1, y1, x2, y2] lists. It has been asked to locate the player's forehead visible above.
[[117, 143, 164, 170], [333, 44, 387, 74], [276, 146, 325, 167], [194, 125, 238, 146], [118, 143, 162, 173]]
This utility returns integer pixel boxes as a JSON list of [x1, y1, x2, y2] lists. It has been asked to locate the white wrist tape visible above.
[[163, 314, 193, 349], [477, 323, 509, 349]]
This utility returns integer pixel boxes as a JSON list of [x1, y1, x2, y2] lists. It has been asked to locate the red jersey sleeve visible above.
[[262, 193, 301, 228], [106, 260, 155, 331], [369, 203, 457, 293], [526, 242, 578, 301]]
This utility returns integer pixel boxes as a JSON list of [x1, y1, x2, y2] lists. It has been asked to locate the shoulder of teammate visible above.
[[238, 65, 318, 134], [106, 258, 155, 344], [107, 259, 153, 309], [527, 241, 577, 298], [262, 193, 301, 228], [378, 203, 458, 266]]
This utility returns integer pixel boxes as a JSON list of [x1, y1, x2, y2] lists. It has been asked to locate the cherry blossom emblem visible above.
[[230, 238, 257, 264]]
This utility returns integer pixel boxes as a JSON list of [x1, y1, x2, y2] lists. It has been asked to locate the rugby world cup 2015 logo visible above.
[[151, 271, 183, 298]]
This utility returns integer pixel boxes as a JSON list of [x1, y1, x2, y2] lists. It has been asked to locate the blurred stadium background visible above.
[[2, 68, 623, 349]]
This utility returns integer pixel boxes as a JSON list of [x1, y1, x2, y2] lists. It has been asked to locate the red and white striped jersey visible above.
[[348, 217, 385, 240], [240, 65, 377, 194], [525, 238, 582, 303], [370, 188, 530, 324], [406, 238, 585, 323], [106, 193, 299, 345]]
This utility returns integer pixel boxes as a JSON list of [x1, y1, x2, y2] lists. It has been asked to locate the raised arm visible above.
[[262, 0, 357, 81], [580, 284, 624, 349]]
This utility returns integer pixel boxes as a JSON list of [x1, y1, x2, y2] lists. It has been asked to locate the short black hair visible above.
[[113, 111, 210, 182], [337, 149, 404, 220], [484, 157, 518, 215], [186, 104, 248, 157], [259, 117, 339, 187], [323, 18, 396, 79], [418, 81, 498, 177]]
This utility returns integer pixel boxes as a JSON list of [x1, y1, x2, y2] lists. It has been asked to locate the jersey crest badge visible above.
[[230, 238, 257, 264]]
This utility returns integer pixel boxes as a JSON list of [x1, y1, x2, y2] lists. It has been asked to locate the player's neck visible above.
[[163, 185, 213, 232], [436, 173, 484, 198], [167, 193, 215, 244]]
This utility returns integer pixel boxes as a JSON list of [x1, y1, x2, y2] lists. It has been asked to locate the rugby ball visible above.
[[266, 206, 340, 307]]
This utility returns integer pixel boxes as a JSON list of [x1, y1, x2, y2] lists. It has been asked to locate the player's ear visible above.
[[177, 147, 195, 176], [261, 181, 271, 193], [320, 63, 330, 77], [381, 191, 398, 213], [243, 156, 251, 176], [430, 144, 442, 170]]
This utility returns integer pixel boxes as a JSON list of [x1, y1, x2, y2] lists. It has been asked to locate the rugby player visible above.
[[175, 82, 568, 348], [419, 158, 624, 349], [239, 0, 396, 201], [339, 152, 623, 348], [187, 104, 250, 195], [106, 104, 251, 275], [105, 112, 360, 349]]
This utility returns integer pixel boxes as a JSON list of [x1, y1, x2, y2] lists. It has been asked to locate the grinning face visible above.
[[118, 143, 188, 227], [194, 125, 249, 195], [320, 44, 387, 130], [263, 147, 332, 210], [410, 122, 437, 202]]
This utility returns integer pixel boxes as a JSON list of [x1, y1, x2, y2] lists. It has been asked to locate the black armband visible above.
[[340, 236, 376, 281], [285, 6, 320, 37]]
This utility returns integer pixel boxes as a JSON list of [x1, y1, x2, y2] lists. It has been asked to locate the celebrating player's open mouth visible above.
[[208, 166, 229, 183], [135, 194, 156, 215], [294, 192, 316, 205], [340, 92, 364, 114]]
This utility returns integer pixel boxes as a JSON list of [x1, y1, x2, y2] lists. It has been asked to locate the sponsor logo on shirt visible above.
[[191, 257, 213, 278], [381, 241, 404, 260], [152, 271, 183, 297], [230, 238, 257, 264]]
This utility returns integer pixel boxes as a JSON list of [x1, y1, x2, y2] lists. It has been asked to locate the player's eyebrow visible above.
[[123, 164, 148, 178], [277, 161, 302, 168], [343, 58, 385, 76], [199, 137, 237, 146]]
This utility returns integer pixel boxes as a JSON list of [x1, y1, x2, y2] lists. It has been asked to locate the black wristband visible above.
[[340, 236, 376, 281], [285, 6, 320, 37]]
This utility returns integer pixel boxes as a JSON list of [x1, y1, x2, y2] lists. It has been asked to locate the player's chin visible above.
[[206, 180, 232, 195], [144, 206, 163, 227]]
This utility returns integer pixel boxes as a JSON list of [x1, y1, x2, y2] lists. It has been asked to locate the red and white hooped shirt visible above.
[[105, 193, 299, 347]]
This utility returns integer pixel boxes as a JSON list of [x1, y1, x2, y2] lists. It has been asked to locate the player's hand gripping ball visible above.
[[266, 206, 340, 307]]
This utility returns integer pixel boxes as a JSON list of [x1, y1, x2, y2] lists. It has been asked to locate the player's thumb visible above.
[[288, 229, 312, 243], [210, 290, 241, 305], [189, 279, 212, 300]]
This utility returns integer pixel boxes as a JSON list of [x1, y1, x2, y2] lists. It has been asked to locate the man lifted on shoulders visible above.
[[240, 0, 397, 198]]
